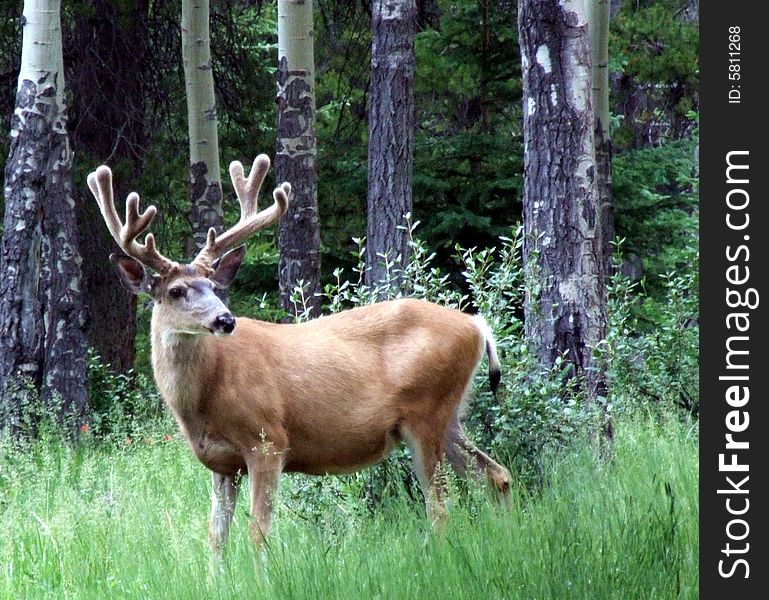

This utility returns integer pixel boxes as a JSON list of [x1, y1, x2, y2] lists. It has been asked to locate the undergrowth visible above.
[[0, 219, 700, 599], [0, 416, 698, 599]]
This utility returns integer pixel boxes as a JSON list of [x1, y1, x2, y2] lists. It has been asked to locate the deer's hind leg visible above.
[[400, 415, 451, 528], [444, 415, 511, 496]]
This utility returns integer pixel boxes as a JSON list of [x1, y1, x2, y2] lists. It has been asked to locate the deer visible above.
[[87, 154, 511, 554]]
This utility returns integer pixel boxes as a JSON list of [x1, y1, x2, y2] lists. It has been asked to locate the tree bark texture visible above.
[[682, 0, 698, 23], [68, 0, 149, 373], [588, 0, 614, 274], [276, 0, 321, 318], [182, 0, 223, 256], [518, 0, 608, 400], [1, 0, 88, 432], [365, 0, 417, 292]]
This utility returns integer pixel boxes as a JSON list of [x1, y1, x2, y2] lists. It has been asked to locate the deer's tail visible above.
[[474, 315, 501, 395]]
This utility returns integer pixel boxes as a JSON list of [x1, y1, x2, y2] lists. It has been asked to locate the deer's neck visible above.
[[150, 312, 211, 421]]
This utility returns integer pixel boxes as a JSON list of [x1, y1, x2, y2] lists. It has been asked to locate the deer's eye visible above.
[[168, 287, 185, 300]]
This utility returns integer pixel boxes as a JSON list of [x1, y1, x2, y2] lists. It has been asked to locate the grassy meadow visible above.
[[0, 417, 698, 599]]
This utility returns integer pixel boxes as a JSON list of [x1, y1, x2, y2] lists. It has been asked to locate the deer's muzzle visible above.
[[213, 313, 236, 335]]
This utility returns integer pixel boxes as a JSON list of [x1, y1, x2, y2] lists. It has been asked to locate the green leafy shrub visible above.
[[604, 241, 699, 419], [86, 349, 169, 442]]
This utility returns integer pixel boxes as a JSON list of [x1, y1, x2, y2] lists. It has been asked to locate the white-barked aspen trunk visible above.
[[588, 0, 614, 275], [518, 0, 609, 405], [0, 0, 89, 433], [276, 0, 321, 318], [182, 0, 224, 255]]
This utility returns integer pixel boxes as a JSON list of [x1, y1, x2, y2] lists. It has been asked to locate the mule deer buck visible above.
[[87, 154, 510, 552]]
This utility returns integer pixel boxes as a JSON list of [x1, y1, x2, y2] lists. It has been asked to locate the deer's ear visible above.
[[210, 245, 246, 289], [110, 254, 154, 295]]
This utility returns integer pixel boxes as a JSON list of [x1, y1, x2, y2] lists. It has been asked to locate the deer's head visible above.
[[88, 155, 290, 336]]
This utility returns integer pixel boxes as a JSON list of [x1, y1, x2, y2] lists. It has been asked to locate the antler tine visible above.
[[193, 156, 290, 269], [87, 166, 176, 275], [87, 166, 121, 243], [229, 154, 271, 217], [123, 193, 156, 246]]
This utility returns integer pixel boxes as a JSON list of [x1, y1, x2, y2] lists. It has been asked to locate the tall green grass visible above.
[[0, 418, 697, 599]]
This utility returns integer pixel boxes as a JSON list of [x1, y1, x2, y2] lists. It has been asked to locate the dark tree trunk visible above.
[[1, 0, 89, 433], [276, 0, 321, 319], [275, 145, 321, 318], [67, 0, 151, 373], [187, 161, 224, 256], [415, 0, 441, 29], [365, 0, 417, 292], [40, 139, 89, 420], [682, 0, 698, 23], [518, 0, 608, 402], [74, 200, 138, 372], [0, 85, 46, 432]]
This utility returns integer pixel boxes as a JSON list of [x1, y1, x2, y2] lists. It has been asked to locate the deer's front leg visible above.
[[245, 437, 285, 546], [209, 472, 240, 556]]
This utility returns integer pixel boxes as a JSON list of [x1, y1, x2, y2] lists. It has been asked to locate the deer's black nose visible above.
[[214, 313, 236, 334]]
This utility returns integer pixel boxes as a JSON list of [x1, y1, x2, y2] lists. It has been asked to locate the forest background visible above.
[[0, 1, 699, 598]]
